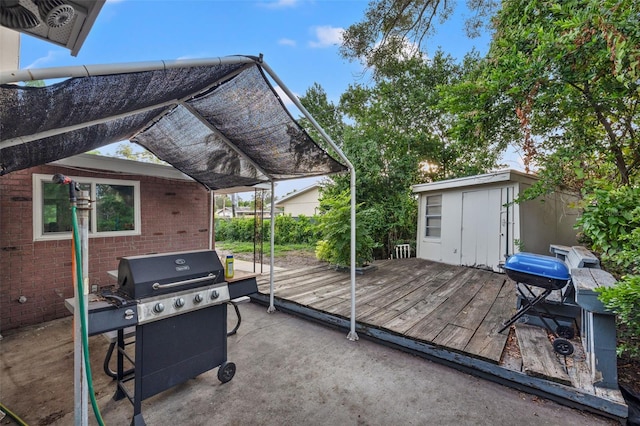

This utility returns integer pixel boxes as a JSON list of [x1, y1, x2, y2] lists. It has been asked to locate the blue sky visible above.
[[18, 0, 493, 198]]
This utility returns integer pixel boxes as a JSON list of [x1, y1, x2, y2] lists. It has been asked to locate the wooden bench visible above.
[[571, 266, 618, 389]]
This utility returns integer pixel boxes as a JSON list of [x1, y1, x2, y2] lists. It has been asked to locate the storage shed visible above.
[[412, 170, 579, 272]]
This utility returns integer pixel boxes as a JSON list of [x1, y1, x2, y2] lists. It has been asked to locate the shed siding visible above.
[[415, 172, 577, 272], [0, 165, 210, 331], [518, 185, 579, 255]]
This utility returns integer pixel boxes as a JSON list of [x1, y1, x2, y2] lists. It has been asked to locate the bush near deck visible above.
[[578, 184, 640, 359]]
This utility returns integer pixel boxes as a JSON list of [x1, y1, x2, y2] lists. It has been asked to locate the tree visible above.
[[299, 53, 497, 257], [340, 0, 498, 76], [297, 82, 346, 146], [341, 0, 640, 191], [478, 0, 640, 191]]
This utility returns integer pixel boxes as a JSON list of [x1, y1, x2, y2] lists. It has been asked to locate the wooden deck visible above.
[[254, 257, 628, 418], [257, 258, 512, 363]]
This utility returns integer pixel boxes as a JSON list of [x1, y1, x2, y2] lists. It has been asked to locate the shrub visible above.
[[576, 185, 640, 275], [215, 215, 320, 245], [577, 183, 640, 359], [315, 190, 379, 267], [597, 275, 640, 358]]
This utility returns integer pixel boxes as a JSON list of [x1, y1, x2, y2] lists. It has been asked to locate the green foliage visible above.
[[271, 214, 321, 245], [578, 183, 640, 358], [215, 218, 255, 242], [299, 55, 495, 260], [482, 0, 639, 190], [597, 275, 640, 358], [314, 239, 332, 263], [315, 191, 379, 267], [340, 0, 498, 75], [216, 241, 315, 257], [113, 142, 166, 164], [215, 215, 320, 245], [576, 184, 640, 275]]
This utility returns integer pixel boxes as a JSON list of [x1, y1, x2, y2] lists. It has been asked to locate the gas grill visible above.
[[82, 250, 257, 426]]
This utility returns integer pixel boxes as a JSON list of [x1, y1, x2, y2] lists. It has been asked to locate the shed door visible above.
[[460, 188, 509, 270]]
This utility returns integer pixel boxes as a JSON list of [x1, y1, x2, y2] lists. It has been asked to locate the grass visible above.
[[215, 241, 316, 257]]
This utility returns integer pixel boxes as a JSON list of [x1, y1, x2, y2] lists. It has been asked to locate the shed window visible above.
[[425, 195, 442, 238], [33, 174, 140, 241]]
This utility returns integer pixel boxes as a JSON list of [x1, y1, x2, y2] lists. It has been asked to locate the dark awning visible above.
[[0, 56, 346, 190]]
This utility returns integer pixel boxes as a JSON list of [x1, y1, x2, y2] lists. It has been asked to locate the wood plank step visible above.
[[515, 324, 572, 386]]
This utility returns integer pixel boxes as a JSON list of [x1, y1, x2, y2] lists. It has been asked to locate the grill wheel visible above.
[[552, 338, 575, 356], [218, 362, 236, 383]]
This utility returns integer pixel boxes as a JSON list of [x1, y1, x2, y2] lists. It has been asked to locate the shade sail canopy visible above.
[[0, 56, 346, 190], [0, 55, 360, 342]]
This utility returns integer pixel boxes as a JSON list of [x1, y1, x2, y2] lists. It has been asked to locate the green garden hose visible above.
[[0, 402, 28, 426], [71, 205, 106, 426]]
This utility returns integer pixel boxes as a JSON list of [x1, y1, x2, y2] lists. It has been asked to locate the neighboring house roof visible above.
[[412, 169, 538, 193], [216, 208, 233, 217], [275, 183, 320, 206]]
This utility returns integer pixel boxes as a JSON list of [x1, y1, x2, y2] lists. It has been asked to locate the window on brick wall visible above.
[[33, 174, 141, 241]]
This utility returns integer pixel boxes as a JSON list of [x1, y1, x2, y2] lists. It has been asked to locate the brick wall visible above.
[[0, 164, 211, 331]]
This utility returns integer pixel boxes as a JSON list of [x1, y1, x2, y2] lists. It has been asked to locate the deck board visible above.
[[379, 267, 474, 333], [464, 277, 512, 362], [405, 269, 486, 342]]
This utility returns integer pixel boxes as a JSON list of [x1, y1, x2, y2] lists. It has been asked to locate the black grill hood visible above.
[[118, 250, 225, 299]]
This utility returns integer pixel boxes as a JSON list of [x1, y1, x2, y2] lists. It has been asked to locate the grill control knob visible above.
[[174, 297, 185, 308], [194, 294, 203, 304], [211, 289, 219, 300], [153, 303, 165, 313]]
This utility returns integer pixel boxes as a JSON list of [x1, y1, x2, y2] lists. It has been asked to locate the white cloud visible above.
[[24, 50, 61, 69], [308, 26, 344, 48], [278, 38, 297, 47]]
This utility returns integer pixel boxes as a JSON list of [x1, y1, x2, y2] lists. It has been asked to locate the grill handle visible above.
[[152, 273, 217, 290]]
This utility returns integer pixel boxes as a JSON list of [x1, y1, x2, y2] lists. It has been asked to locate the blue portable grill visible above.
[[498, 252, 576, 355]]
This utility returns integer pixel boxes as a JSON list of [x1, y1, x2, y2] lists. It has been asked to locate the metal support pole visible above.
[[209, 190, 214, 250], [258, 60, 358, 339], [346, 169, 358, 341], [267, 180, 276, 313]]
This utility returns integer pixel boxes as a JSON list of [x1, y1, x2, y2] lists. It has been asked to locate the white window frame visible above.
[[424, 194, 442, 239], [33, 173, 141, 241]]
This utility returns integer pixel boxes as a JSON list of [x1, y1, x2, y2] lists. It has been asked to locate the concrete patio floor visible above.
[[0, 302, 617, 426]]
